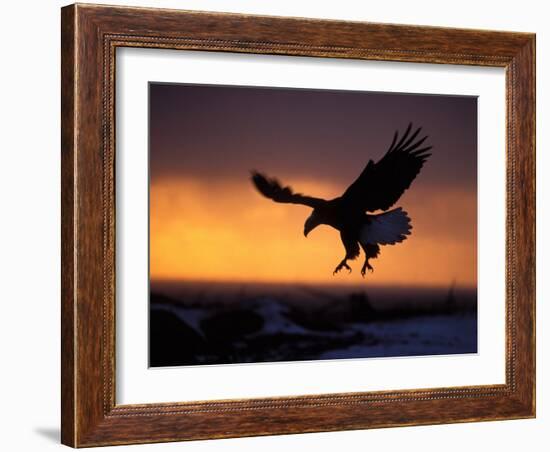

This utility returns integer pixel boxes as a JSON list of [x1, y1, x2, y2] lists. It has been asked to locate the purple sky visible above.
[[150, 83, 477, 194]]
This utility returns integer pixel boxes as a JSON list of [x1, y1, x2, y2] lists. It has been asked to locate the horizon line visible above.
[[149, 277, 476, 291]]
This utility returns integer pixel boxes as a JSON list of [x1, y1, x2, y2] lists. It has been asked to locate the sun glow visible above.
[[150, 177, 477, 287]]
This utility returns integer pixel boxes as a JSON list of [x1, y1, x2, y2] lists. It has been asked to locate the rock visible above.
[[200, 310, 264, 343], [149, 309, 207, 367]]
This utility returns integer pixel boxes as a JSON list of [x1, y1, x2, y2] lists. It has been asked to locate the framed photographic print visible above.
[[61, 3, 535, 447]]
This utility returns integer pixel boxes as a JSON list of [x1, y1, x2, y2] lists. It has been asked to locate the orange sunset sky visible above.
[[149, 84, 477, 288]]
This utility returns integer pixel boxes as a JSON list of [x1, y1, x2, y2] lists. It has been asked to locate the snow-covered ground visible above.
[[318, 315, 477, 360], [150, 288, 477, 366]]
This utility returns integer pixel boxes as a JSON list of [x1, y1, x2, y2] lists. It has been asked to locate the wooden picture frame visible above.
[[61, 3, 535, 447]]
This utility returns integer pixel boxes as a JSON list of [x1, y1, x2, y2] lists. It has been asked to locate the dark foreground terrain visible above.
[[149, 281, 477, 367]]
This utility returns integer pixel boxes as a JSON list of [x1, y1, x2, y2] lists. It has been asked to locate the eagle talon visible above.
[[361, 262, 374, 277], [333, 261, 352, 275]]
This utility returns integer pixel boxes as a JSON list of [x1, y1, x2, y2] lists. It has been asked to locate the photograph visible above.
[[148, 83, 478, 367]]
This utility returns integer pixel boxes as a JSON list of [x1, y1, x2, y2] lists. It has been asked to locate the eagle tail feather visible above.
[[360, 207, 412, 246]]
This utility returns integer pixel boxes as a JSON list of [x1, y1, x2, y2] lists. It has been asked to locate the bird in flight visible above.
[[250, 123, 432, 277]]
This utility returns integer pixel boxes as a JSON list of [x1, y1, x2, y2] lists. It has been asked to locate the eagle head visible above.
[[304, 211, 322, 237]]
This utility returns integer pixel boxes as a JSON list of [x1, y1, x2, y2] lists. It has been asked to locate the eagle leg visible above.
[[333, 259, 352, 275], [335, 233, 360, 276], [360, 243, 380, 278]]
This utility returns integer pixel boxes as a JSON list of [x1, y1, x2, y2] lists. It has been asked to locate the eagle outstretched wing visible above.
[[341, 123, 432, 212], [251, 171, 324, 208]]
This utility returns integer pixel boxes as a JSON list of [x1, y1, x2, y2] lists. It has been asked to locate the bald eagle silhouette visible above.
[[250, 123, 432, 277]]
